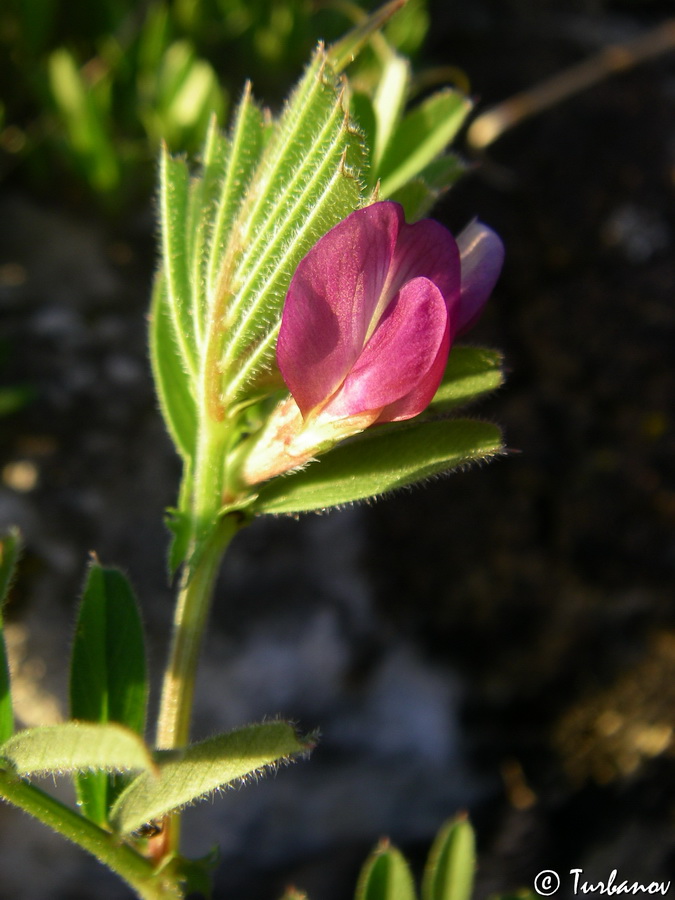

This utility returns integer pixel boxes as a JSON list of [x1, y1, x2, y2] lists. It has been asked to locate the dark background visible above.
[[1, 1, 674, 898]]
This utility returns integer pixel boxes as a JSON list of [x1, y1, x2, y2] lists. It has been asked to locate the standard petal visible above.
[[455, 220, 504, 336], [320, 277, 449, 421], [277, 203, 402, 416], [392, 215, 461, 309]]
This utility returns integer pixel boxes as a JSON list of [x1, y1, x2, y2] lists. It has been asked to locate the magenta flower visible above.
[[241, 201, 503, 487], [277, 201, 503, 426]]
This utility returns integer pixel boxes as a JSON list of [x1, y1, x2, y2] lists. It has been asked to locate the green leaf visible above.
[[70, 563, 148, 824], [70, 564, 147, 733], [218, 46, 366, 404], [205, 85, 266, 298], [349, 91, 376, 173], [0, 529, 20, 745], [110, 721, 311, 834], [160, 851, 218, 900], [421, 816, 476, 900], [149, 273, 198, 461], [413, 154, 466, 192], [378, 90, 471, 199], [254, 418, 504, 515], [0, 723, 155, 777], [155, 41, 226, 151], [383, 0, 430, 57], [327, 0, 408, 74], [355, 840, 417, 900], [166, 505, 194, 578], [371, 52, 410, 173], [428, 347, 504, 413], [388, 154, 465, 220], [159, 145, 199, 382], [47, 49, 119, 194]]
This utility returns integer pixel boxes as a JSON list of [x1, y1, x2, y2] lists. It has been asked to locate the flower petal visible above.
[[455, 220, 504, 336], [392, 216, 461, 309], [376, 324, 449, 422], [320, 276, 449, 421], [277, 203, 402, 416]]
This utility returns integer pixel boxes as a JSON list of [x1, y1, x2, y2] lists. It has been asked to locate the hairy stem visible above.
[[0, 770, 178, 900], [153, 511, 239, 858], [155, 523, 235, 752]]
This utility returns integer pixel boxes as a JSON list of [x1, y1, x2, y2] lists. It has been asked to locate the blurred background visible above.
[[1, 1, 674, 898]]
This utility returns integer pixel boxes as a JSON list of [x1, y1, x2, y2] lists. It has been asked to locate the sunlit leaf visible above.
[[0, 723, 155, 777], [217, 47, 366, 405], [110, 721, 311, 834], [371, 52, 410, 172], [159, 146, 199, 382], [327, 0, 408, 73], [378, 90, 471, 198], [149, 274, 198, 462]]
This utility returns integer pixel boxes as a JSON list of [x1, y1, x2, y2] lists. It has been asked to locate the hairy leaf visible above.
[[149, 274, 198, 461], [0, 723, 155, 777], [205, 86, 266, 298], [218, 47, 366, 404], [111, 721, 311, 834], [159, 147, 199, 381]]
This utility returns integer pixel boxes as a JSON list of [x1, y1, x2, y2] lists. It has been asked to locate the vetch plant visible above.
[[0, 3, 508, 898]]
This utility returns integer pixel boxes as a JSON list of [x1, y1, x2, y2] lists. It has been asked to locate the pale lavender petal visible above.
[[320, 277, 449, 420], [455, 220, 504, 336], [277, 203, 401, 416]]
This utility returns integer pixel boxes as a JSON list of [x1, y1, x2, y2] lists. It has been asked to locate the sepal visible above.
[[252, 417, 504, 514]]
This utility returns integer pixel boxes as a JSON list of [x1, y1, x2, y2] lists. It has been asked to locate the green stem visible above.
[[155, 520, 235, 752], [153, 490, 241, 860], [0, 770, 177, 900]]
